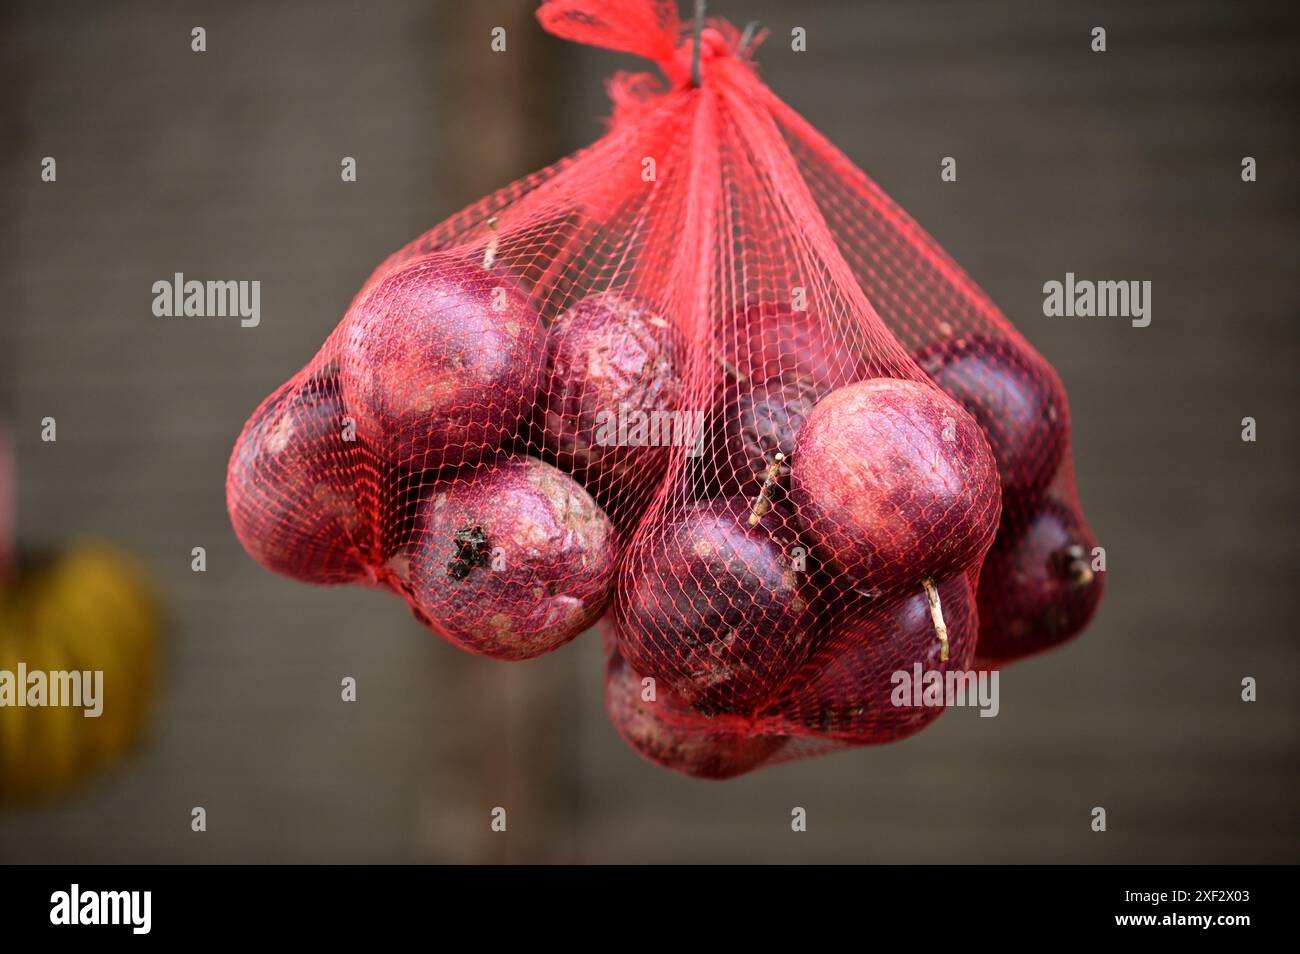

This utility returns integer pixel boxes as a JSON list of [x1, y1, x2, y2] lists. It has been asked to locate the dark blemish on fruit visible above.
[[447, 525, 491, 580]]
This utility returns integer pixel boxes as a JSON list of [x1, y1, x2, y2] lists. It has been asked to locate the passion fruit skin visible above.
[[537, 291, 687, 505], [721, 302, 867, 388], [408, 457, 617, 660], [339, 256, 544, 470], [974, 498, 1104, 666], [916, 334, 1067, 504], [788, 378, 1001, 594], [714, 372, 823, 499], [227, 377, 375, 584], [765, 574, 977, 744], [605, 650, 786, 780], [619, 498, 815, 714]]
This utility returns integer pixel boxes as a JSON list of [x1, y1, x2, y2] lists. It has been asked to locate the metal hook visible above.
[[692, 0, 705, 87]]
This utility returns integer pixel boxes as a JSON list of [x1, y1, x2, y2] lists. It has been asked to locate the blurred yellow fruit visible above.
[[0, 541, 162, 801]]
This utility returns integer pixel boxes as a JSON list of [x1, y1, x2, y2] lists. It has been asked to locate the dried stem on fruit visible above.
[[747, 452, 784, 527], [921, 575, 949, 662]]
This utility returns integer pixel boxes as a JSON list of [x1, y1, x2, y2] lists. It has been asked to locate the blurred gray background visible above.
[[1, 0, 1296, 863]]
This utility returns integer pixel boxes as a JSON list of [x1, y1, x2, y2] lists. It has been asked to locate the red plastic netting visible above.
[[227, 0, 1103, 779]]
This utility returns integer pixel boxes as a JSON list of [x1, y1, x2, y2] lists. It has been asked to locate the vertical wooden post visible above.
[[429, 0, 573, 864]]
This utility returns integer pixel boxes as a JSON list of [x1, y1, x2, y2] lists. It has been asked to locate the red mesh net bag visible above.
[[774, 106, 1106, 671], [226, 0, 1103, 778]]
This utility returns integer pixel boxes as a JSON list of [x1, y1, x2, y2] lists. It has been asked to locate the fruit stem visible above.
[[921, 576, 949, 663], [747, 452, 784, 527], [483, 216, 500, 269]]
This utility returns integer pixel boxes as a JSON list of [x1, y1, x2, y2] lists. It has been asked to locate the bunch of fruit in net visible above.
[[227, 0, 1104, 778]]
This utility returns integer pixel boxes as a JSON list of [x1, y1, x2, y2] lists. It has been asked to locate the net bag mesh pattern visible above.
[[226, 0, 1104, 778]]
